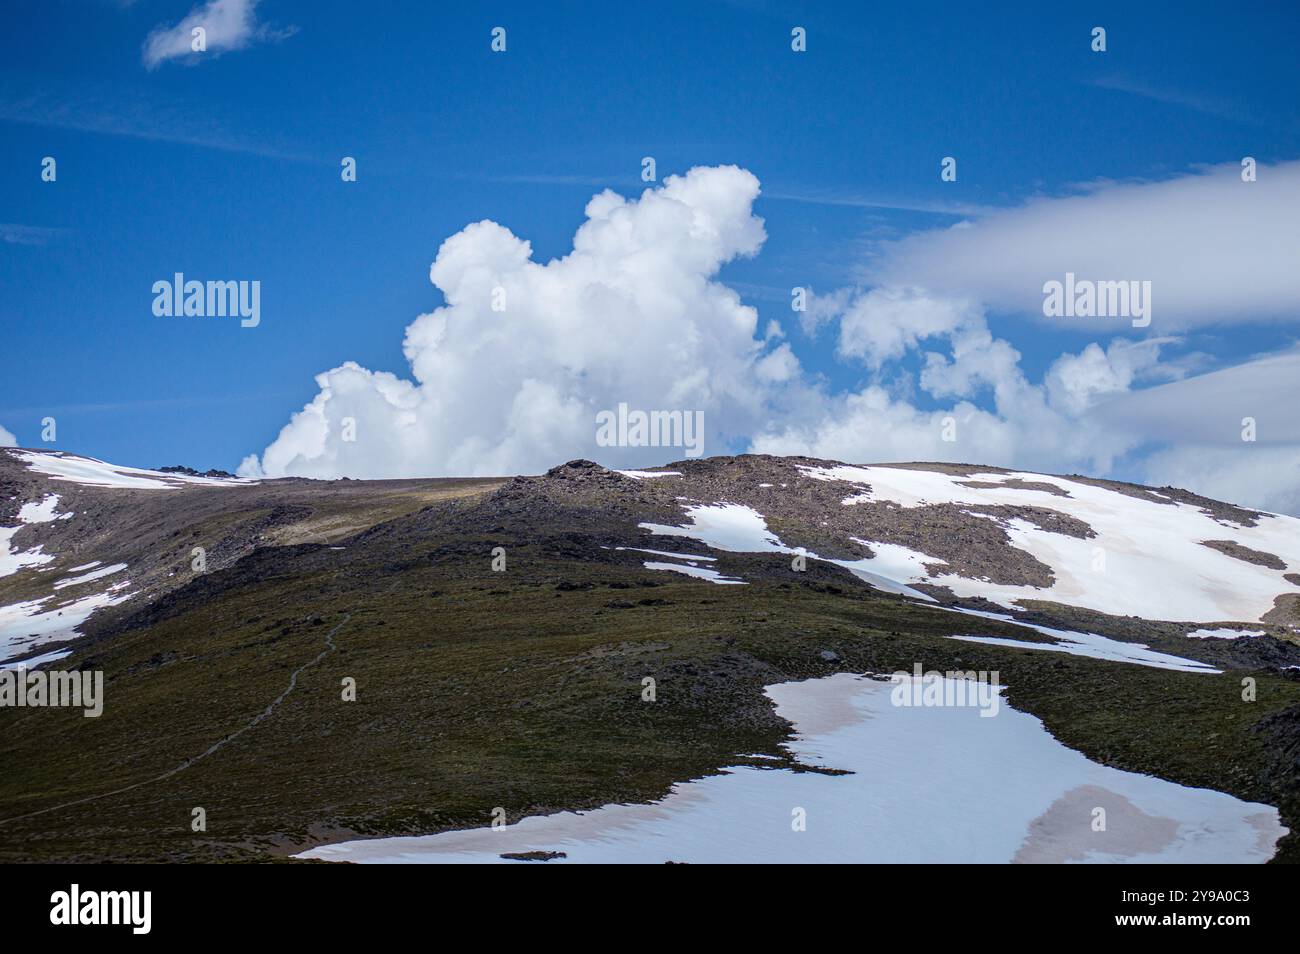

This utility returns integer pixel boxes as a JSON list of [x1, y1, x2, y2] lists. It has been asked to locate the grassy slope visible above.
[[2, 525, 1297, 863]]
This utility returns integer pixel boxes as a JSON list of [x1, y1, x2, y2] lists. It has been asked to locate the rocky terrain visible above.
[[1, 447, 1298, 862]]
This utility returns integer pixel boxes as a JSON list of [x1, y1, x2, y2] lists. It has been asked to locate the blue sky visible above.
[[2, 1, 1299, 508]]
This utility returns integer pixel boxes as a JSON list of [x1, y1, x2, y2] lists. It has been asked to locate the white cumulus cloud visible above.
[[1043, 337, 1182, 417], [837, 287, 982, 369], [751, 290, 1167, 478], [241, 166, 796, 479], [0, 424, 16, 447], [240, 161, 1300, 514], [765, 159, 1300, 511]]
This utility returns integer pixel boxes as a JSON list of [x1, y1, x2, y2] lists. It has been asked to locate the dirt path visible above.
[[0, 613, 351, 827]]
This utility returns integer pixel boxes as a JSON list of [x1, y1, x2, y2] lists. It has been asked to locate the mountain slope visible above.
[[1, 449, 1298, 862], [0, 449, 503, 666]]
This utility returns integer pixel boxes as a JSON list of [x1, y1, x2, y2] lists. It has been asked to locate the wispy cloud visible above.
[[142, 0, 296, 70], [469, 172, 1000, 218], [462, 172, 640, 189], [1088, 347, 1300, 446], [0, 390, 303, 418], [1086, 74, 1260, 125], [867, 159, 1300, 330], [763, 188, 998, 217], [0, 84, 314, 162], [0, 224, 69, 246]]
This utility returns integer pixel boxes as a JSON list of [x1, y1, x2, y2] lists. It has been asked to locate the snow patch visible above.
[[642, 560, 746, 584], [1185, 627, 1266, 640], [639, 502, 935, 601], [614, 546, 716, 561], [14, 450, 257, 490], [1, 493, 73, 579], [0, 647, 72, 670], [297, 673, 1282, 864], [0, 588, 133, 663], [942, 606, 1219, 673], [799, 464, 1300, 624], [53, 562, 128, 590], [0, 526, 54, 578], [17, 494, 71, 523]]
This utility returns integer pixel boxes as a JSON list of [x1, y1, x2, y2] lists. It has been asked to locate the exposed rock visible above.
[[158, 465, 237, 479], [1200, 539, 1287, 570]]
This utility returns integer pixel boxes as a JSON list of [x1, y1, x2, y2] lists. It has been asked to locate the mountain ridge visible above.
[[3, 446, 1299, 862]]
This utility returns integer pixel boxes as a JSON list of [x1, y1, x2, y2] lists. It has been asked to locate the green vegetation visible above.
[[2, 536, 1297, 862], [3, 457, 1297, 863]]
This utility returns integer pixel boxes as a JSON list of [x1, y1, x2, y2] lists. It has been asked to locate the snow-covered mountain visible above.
[[4, 448, 1299, 670], [627, 460, 1300, 626], [0, 451, 251, 666], [0, 448, 494, 666], [4, 447, 1300, 864]]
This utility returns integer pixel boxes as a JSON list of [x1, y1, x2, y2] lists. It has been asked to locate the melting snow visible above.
[[17, 495, 72, 523], [639, 502, 935, 600], [800, 465, 1300, 624], [0, 527, 54, 579], [1, 493, 72, 579], [634, 501, 1216, 673], [0, 647, 72, 670], [617, 470, 683, 480], [53, 562, 127, 590], [613, 546, 716, 561], [0, 588, 132, 664], [1185, 627, 1266, 640], [14, 450, 256, 490], [1, 490, 135, 661], [642, 560, 746, 584], [297, 673, 1282, 864], [942, 607, 1219, 673]]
